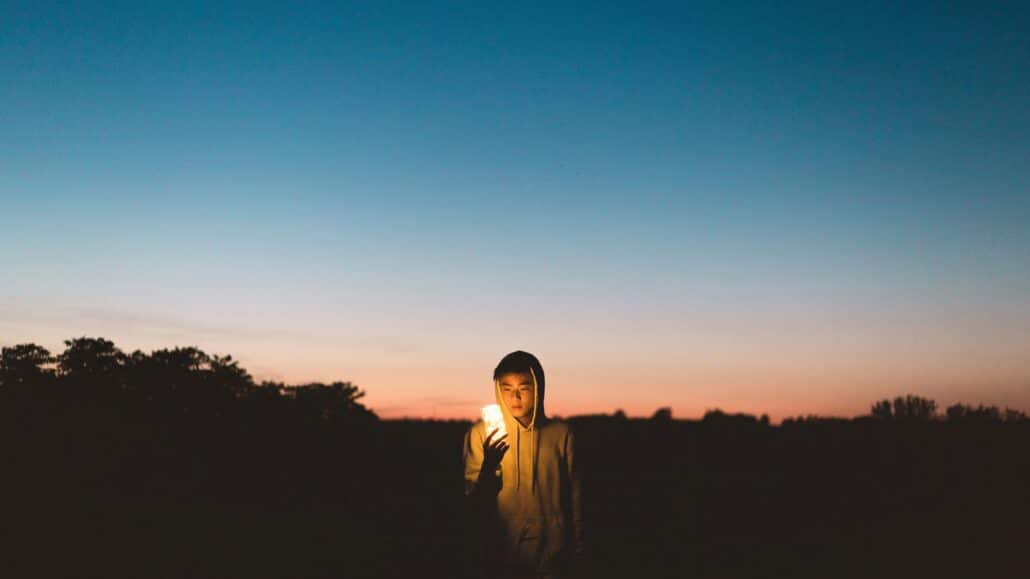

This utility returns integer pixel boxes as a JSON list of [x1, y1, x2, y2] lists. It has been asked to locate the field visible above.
[[4, 404, 1026, 578]]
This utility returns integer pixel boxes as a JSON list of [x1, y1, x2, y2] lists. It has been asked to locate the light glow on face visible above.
[[498, 372, 535, 421], [482, 403, 507, 438]]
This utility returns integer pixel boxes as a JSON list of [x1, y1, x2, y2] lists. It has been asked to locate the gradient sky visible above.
[[2, 1, 1028, 422]]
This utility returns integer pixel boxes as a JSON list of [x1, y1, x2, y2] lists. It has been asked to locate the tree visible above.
[[651, 407, 673, 421], [946, 403, 1002, 423], [871, 399, 893, 420], [0, 343, 56, 387], [702, 408, 760, 425], [208, 354, 254, 396], [702, 408, 726, 422], [292, 381, 377, 424], [57, 337, 127, 381], [891, 395, 937, 421], [1004, 407, 1029, 423], [871, 395, 938, 421]]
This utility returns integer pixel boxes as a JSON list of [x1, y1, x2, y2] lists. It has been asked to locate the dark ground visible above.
[[3, 408, 1028, 578]]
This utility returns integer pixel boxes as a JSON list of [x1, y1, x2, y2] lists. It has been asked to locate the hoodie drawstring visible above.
[[532, 426, 538, 494], [515, 426, 520, 490]]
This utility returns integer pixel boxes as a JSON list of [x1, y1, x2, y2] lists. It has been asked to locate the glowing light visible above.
[[481, 403, 507, 438]]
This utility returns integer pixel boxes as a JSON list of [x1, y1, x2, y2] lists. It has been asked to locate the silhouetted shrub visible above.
[[870, 394, 938, 421], [651, 406, 673, 421]]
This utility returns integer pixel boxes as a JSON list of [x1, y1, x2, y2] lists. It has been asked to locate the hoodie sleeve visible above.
[[463, 424, 500, 505], [565, 426, 586, 556]]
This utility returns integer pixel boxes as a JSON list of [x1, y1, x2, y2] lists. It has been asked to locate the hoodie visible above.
[[462, 352, 585, 577]]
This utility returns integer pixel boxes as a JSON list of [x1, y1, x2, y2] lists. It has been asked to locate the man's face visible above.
[[498, 371, 535, 422]]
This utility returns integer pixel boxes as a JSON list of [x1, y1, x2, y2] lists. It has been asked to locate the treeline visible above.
[[5, 337, 1027, 429], [586, 397, 1029, 427], [1, 337, 377, 423], [0, 337, 381, 507]]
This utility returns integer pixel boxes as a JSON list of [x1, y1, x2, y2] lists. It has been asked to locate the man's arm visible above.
[[463, 424, 501, 505]]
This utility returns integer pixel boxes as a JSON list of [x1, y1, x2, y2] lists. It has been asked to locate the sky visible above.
[[2, 1, 1028, 422]]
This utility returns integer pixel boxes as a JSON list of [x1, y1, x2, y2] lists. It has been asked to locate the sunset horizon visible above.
[[4, 2, 1028, 429], [3, 332, 1026, 425]]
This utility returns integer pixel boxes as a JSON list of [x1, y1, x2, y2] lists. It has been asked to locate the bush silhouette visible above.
[[870, 394, 938, 421]]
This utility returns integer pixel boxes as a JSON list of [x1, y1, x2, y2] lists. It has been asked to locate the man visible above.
[[462, 350, 585, 579]]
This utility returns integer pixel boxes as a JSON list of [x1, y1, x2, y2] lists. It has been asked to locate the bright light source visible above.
[[481, 403, 507, 438]]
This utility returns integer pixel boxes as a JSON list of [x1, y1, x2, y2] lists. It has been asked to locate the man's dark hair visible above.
[[493, 350, 544, 385]]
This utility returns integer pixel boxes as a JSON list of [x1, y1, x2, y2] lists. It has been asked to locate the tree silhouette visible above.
[[870, 394, 938, 421], [892, 394, 938, 421], [946, 403, 1002, 423], [208, 353, 254, 397], [0, 343, 56, 387], [0, 337, 377, 427], [871, 399, 893, 420], [651, 406, 673, 421], [702, 408, 762, 426], [292, 381, 377, 424], [1003, 407, 1029, 423], [57, 336, 127, 384]]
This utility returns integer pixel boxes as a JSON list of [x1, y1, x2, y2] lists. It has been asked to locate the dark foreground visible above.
[[4, 412, 1027, 578]]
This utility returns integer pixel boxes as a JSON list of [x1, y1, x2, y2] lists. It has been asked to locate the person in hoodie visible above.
[[462, 350, 585, 579]]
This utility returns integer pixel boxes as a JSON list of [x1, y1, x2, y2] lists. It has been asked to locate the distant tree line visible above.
[[866, 393, 1028, 423], [0, 337, 376, 424], [0, 336, 385, 508], [3, 338, 1026, 428], [610, 398, 1027, 426]]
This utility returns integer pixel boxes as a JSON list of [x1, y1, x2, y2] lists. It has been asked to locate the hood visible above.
[[493, 350, 547, 494]]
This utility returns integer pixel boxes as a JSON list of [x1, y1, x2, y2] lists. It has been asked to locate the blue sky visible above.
[[2, 1, 1028, 420]]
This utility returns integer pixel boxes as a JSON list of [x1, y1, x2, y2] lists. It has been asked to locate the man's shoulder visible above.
[[541, 417, 574, 436], [466, 420, 487, 438]]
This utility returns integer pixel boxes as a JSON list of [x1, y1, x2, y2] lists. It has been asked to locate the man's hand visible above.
[[482, 428, 509, 473]]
